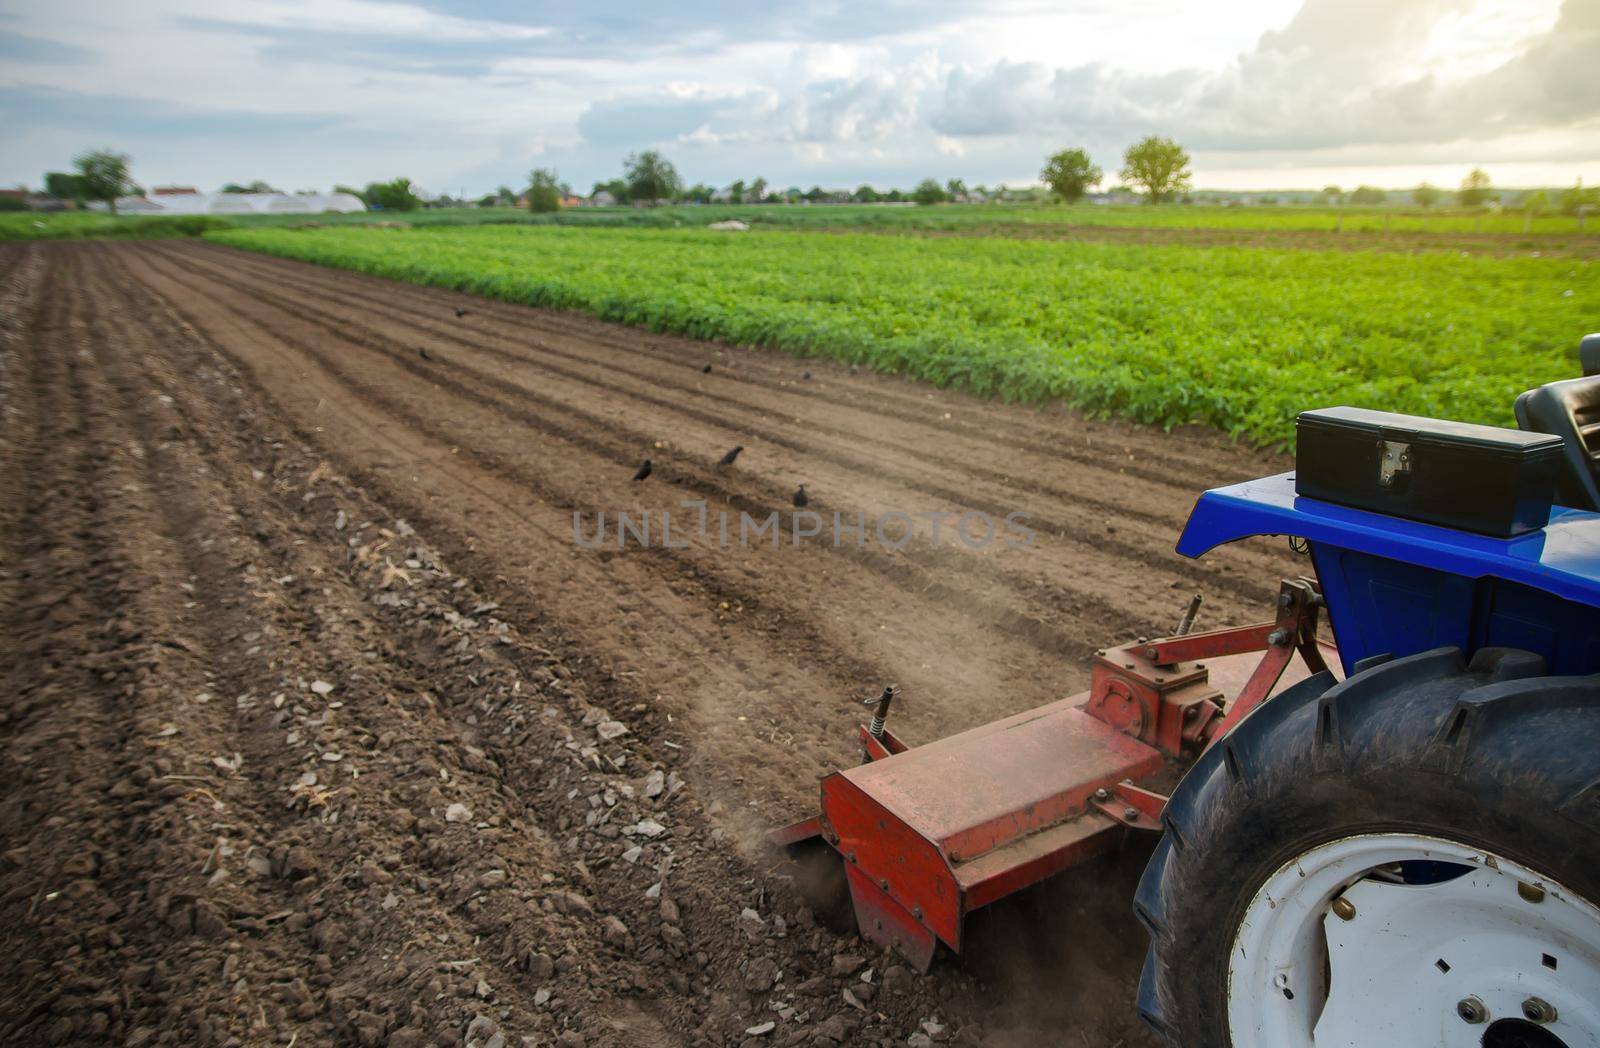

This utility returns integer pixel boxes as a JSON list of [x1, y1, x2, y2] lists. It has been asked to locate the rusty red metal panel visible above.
[[953, 808, 1124, 911], [838, 701, 1163, 862], [822, 702, 1164, 959], [768, 815, 823, 849], [844, 863, 938, 972], [822, 772, 963, 947]]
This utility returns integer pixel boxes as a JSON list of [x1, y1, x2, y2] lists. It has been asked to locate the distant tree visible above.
[[1522, 189, 1549, 215], [1412, 182, 1441, 209], [363, 177, 421, 211], [44, 171, 86, 201], [1039, 148, 1102, 203], [333, 184, 364, 199], [945, 178, 967, 201], [727, 179, 746, 204], [804, 185, 827, 202], [1320, 184, 1343, 205], [623, 151, 681, 205], [749, 177, 768, 203], [884, 188, 904, 203], [912, 178, 947, 206], [74, 149, 133, 213], [1119, 137, 1189, 203], [682, 182, 714, 204], [853, 184, 880, 203], [1458, 168, 1493, 208], [1349, 185, 1386, 205], [524, 168, 563, 212], [1559, 179, 1597, 215], [220, 180, 280, 194]]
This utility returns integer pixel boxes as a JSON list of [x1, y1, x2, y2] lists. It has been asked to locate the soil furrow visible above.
[[183, 241, 1283, 492], [139, 244, 1166, 653], [154, 243, 1291, 618], [185, 240, 1270, 508]]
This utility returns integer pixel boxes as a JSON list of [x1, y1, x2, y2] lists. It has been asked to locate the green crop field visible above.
[[205, 224, 1597, 446], [0, 212, 235, 242], [229, 202, 1597, 236], [10, 201, 1595, 242]]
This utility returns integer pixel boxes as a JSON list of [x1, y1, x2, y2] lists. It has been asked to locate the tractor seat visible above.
[[1515, 375, 1600, 511]]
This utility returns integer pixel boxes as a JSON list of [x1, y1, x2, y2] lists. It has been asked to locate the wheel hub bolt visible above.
[[1330, 897, 1356, 921], [1522, 997, 1557, 1024], [1456, 997, 1488, 1024]]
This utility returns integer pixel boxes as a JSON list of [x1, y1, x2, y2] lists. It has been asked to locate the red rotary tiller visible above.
[[775, 579, 1335, 970]]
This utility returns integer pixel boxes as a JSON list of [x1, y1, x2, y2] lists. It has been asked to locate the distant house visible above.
[[588, 190, 617, 207], [560, 193, 583, 208], [0, 188, 26, 206]]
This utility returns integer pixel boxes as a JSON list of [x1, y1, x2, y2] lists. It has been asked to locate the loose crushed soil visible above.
[[0, 241, 1297, 1047]]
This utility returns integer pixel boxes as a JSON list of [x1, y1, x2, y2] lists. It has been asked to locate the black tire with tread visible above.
[[1134, 645, 1600, 1045]]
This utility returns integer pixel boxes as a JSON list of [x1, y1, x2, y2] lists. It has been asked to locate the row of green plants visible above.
[[205, 224, 1597, 446], [6, 202, 1594, 242], [234, 203, 1597, 236]]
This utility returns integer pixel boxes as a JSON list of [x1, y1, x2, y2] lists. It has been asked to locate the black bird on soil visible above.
[[700, 363, 713, 374], [418, 348, 432, 361], [454, 308, 469, 318], [632, 459, 653, 481], [717, 446, 744, 469], [792, 485, 808, 508]]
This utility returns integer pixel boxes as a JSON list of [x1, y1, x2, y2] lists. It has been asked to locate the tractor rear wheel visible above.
[[1134, 646, 1600, 1047]]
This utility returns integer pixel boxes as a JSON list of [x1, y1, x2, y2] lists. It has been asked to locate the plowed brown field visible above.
[[0, 241, 1294, 1047]]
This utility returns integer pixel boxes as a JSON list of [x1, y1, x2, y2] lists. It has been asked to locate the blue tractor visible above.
[[779, 335, 1600, 1046]]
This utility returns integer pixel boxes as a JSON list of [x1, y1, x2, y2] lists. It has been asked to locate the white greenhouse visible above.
[[104, 192, 367, 215]]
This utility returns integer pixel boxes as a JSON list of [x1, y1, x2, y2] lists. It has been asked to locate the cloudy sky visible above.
[[1, 0, 1595, 196]]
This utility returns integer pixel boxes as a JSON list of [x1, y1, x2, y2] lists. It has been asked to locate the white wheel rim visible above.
[[1227, 832, 1600, 1047]]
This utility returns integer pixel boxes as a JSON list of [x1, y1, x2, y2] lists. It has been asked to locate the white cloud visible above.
[[0, 0, 1594, 193], [216, 0, 553, 42]]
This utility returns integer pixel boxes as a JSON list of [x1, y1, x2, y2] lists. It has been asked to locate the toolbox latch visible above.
[[1378, 440, 1412, 489]]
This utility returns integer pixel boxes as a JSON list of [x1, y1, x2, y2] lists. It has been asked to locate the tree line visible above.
[[19, 145, 1599, 218]]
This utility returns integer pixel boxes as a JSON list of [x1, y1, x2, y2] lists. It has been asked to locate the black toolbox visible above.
[[1295, 406, 1563, 538]]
